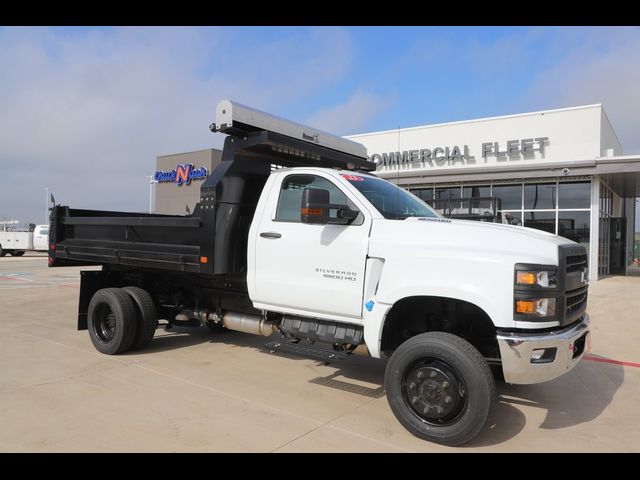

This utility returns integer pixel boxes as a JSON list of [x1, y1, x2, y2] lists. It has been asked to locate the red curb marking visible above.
[[584, 355, 640, 368]]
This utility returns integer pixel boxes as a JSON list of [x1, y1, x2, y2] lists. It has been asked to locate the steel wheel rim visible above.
[[94, 304, 117, 343], [401, 358, 468, 426]]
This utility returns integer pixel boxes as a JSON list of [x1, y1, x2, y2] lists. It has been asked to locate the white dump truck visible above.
[[49, 100, 590, 445]]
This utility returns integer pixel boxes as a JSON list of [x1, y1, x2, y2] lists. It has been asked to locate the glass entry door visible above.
[[609, 218, 627, 275]]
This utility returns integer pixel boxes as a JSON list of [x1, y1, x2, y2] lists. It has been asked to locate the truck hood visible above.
[[369, 217, 574, 266], [366, 217, 580, 331]]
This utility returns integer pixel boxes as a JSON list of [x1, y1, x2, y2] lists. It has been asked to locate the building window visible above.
[[524, 183, 556, 209], [434, 187, 462, 200], [501, 211, 523, 226], [493, 184, 522, 210], [406, 181, 592, 267], [598, 180, 614, 277], [558, 182, 590, 209], [558, 211, 590, 254], [462, 186, 491, 198], [524, 211, 556, 234], [410, 188, 434, 204]]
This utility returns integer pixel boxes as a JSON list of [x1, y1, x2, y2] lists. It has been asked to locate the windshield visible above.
[[341, 174, 440, 220]]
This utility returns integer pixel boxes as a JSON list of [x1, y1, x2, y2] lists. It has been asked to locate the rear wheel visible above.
[[9, 251, 25, 256], [87, 288, 138, 355], [384, 331, 495, 446], [122, 286, 158, 350]]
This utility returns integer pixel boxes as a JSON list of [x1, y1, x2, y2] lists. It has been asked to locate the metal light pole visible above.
[[45, 187, 49, 224], [147, 175, 156, 213]]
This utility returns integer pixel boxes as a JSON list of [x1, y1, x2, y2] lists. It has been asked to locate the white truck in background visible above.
[[0, 222, 49, 256], [49, 100, 591, 446]]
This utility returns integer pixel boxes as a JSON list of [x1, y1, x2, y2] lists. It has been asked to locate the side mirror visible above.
[[301, 188, 330, 224], [301, 188, 360, 225], [338, 209, 359, 221]]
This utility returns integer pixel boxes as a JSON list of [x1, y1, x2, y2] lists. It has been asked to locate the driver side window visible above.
[[275, 174, 350, 222]]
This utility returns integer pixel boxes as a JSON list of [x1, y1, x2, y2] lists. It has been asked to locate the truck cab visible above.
[[249, 166, 589, 373], [33, 225, 49, 251]]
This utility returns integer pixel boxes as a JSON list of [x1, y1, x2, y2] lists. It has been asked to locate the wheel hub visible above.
[[403, 360, 466, 424], [95, 306, 117, 343]]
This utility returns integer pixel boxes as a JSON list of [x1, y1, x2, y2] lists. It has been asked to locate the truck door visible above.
[[252, 173, 369, 320], [33, 225, 49, 251]]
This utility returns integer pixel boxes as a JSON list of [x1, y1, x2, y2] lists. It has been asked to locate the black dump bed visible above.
[[49, 128, 376, 276], [50, 207, 204, 272]]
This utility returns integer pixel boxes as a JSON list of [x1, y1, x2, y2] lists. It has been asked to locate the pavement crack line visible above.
[[270, 396, 413, 453], [269, 396, 378, 452], [19, 331, 413, 453]]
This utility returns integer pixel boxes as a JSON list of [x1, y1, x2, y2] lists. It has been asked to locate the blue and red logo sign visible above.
[[154, 164, 208, 186]]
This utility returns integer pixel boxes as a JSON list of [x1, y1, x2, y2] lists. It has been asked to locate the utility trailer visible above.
[[50, 100, 591, 446]]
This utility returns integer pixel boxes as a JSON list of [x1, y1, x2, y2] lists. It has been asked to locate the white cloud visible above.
[[305, 90, 394, 136], [0, 27, 360, 222], [526, 27, 640, 154]]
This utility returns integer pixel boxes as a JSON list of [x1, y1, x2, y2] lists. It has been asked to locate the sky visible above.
[[1, 26, 639, 229]]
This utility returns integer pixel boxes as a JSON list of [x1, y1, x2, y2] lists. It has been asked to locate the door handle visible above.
[[260, 232, 282, 239]]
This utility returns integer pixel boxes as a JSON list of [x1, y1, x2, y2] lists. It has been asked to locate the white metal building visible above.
[[347, 104, 639, 281]]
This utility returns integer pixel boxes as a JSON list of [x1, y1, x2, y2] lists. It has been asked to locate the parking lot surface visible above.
[[1, 254, 639, 452]]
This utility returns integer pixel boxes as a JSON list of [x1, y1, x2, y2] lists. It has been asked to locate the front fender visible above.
[[361, 257, 511, 359], [362, 287, 499, 360]]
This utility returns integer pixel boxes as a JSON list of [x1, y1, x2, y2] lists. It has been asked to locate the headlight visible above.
[[516, 298, 556, 316], [516, 270, 556, 288]]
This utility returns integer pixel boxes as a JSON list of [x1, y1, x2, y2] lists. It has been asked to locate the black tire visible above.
[[122, 286, 158, 350], [384, 332, 495, 446], [0, 245, 6, 257], [9, 251, 25, 257], [87, 288, 138, 355]]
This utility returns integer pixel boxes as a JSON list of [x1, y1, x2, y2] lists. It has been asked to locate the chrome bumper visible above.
[[496, 314, 590, 385]]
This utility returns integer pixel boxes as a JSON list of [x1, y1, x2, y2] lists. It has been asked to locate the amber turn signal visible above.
[[516, 272, 536, 285], [301, 208, 323, 216], [516, 300, 536, 314]]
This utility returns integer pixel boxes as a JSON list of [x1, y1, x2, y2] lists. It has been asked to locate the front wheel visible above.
[[9, 251, 25, 256], [384, 332, 495, 446]]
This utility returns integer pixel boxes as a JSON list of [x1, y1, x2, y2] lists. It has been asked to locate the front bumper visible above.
[[496, 314, 590, 385]]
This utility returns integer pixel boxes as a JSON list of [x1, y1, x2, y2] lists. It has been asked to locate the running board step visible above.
[[265, 341, 350, 363]]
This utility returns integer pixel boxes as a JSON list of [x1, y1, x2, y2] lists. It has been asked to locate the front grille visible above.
[[558, 245, 589, 326], [566, 254, 588, 273], [566, 286, 588, 317]]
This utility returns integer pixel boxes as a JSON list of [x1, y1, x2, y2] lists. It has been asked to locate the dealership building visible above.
[[154, 104, 639, 281]]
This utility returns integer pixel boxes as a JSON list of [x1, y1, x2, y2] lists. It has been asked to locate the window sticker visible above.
[[341, 174, 365, 182]]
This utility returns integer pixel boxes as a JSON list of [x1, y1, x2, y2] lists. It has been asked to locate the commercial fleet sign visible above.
[[154, 164, 208, 186], [369, 137, 549, 169]]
